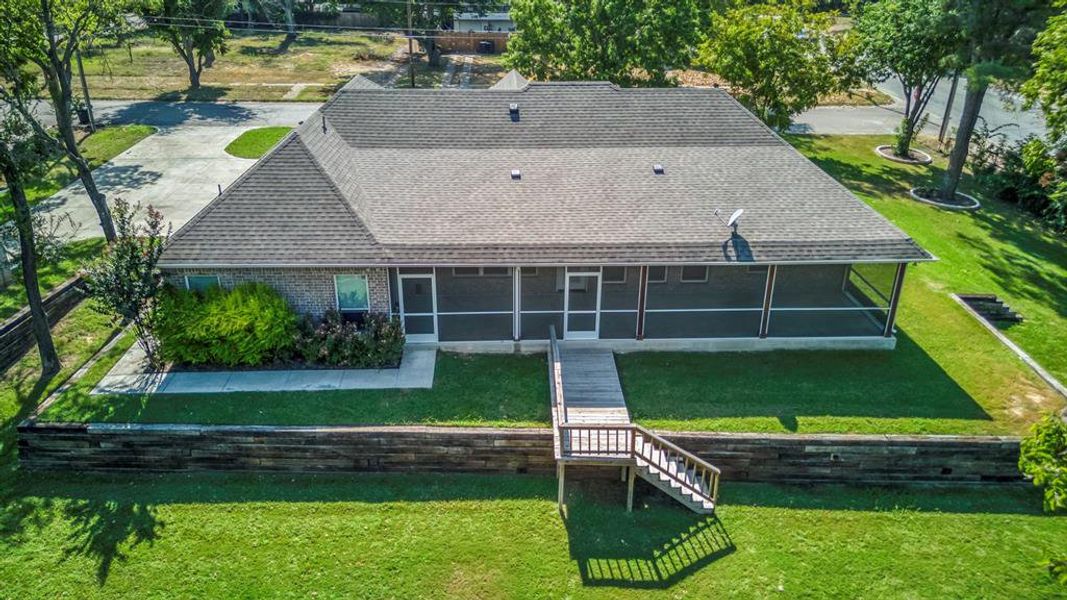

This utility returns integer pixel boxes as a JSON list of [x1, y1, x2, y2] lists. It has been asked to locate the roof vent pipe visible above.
[[509, 103, 519, 122]]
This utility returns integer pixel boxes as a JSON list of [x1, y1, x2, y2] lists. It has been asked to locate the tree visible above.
[[1023, 2, 1067, 146], [82, 199, 171, 369], [144, 0, 234, 90], [854, 0, 960, 157], [938, 0, 1054, 201], [0, 0, 127, 242], [503, 0, 702, 87], [0, 108, 61, 376], [697, 0, 850, 129]]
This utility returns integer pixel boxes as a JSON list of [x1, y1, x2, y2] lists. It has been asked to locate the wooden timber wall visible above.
[[18, 423, 1023, 484], [0, 277, 85, 371]]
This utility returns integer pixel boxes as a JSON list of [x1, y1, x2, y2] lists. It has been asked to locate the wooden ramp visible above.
[[558, 347, 630, 426], [549, 329, 722, 515]]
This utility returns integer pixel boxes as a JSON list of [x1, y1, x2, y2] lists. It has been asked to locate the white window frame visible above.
[[334, 274, 371, 312], [184, 274, 220, 291], [647, 266, 668, 284], [680, 265, 709, 283], [452, 266, 511, 277]]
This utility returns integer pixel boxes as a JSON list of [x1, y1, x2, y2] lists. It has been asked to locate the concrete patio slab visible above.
[[91, 344, 437, 395]]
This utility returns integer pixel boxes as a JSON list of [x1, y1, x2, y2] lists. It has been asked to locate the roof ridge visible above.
[[291, 131, 382, 247]]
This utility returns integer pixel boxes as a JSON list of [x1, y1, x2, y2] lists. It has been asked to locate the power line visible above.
[[143, 14, 510, 37], [140, 18, 492, 41]]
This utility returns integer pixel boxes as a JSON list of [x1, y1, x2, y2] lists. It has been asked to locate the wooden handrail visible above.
[[545, 325, 720, 507]]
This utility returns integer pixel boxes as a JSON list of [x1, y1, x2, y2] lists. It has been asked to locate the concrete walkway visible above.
[[92, 344, 436, 395]]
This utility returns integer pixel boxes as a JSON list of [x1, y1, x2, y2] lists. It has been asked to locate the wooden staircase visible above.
[[549, 327, 721, 515], [958, 294, 1024, 324]]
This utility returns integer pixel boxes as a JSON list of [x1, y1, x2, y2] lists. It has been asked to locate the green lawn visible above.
[[223, 127, 293, 159], [39, 347, 549, 427], [620, 134, 1067, 435], [0, 471, 1064, 598], [0, 238, 105, 321], [0, 124, 156, 217]]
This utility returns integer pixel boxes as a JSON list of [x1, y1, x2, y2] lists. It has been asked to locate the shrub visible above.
[[970, 126, 1067, 233], [296, 310, 405, 368], [1020, 412, 1067, 514], [156, 283, 298, 367]]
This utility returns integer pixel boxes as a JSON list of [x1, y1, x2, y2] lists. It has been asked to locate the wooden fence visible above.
[[435, 31, 510, 54]]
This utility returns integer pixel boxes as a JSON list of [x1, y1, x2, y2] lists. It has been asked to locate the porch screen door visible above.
[[399, 273, 437, 342]]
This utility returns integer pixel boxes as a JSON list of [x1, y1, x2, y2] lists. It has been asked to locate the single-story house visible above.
[[159, 71, 934, 350]]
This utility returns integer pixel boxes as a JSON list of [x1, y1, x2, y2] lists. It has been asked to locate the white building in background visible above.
[[452, 11, 514, 33]]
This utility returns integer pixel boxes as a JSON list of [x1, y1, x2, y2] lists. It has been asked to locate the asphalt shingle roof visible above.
[[160, 73, 932, 267]]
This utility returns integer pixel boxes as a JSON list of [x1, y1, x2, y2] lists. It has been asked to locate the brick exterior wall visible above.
[[164, 267, 391, 316]]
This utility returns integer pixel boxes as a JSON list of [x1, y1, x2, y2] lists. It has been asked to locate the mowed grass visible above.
[[80, 31, 401, 102], [39, 348, 550, 427], [0, 471, 1064, 598], [621, 134, 1067, 435], [223, 126, 293, 159], [0, 124, 156, 216], [0, 238, 105, 320]]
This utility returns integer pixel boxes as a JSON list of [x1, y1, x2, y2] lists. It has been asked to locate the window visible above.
[[185, 275, 220, 292], [680, 265, 709, 283], [602, 267, 626, 284], [647, 266, 667, 283], [335, 274, 370, 312], [452, 267, 511, 277]]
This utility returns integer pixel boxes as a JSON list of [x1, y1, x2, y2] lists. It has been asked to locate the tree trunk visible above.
[[940, 81, 988, 201], [186, 54, 201, 89], [46, 63, 117, 241], [1, 162, 60, 376]]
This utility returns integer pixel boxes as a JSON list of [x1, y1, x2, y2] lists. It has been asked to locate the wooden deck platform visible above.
[[558, 347, 630, 425]]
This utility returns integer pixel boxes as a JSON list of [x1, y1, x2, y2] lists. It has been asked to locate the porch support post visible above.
[[513, 266, 521, 341], [557, 462, 566, 511], [636, 265, 649, 340], [626, 466, 636, 512], [759, 265, 777, 338], [883, 263, 908, 338]]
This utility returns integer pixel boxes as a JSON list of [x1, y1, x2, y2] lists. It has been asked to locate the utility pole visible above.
[[407, 0, 415, 88], [75, 44, 96, 133], [937, 71, 960, 151]]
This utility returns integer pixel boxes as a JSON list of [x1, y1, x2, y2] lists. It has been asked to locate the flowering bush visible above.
[[295, 310, 405, 368]]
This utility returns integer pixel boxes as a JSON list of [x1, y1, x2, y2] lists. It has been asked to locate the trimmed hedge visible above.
[[157, 283, 298, 367]]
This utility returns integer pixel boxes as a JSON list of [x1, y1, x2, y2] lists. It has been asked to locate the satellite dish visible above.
[[726, 209, 744, 228], [713, 208, 745, 230]]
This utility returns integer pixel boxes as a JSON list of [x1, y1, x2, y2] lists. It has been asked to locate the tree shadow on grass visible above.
[[60, 499, 162, 584], [562, 480, 735, 589]]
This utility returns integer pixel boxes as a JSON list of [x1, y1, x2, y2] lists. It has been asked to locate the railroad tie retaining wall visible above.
[[18, 422, 1023, 484], [0, 276, 85, 371]]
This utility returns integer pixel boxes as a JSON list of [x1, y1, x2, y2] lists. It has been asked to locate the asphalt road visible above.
[[791, 76, 1046, 142]]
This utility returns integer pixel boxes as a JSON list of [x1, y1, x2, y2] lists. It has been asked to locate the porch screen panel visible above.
[[435, 267, 513, 341], [519, 267, 564, 339], [599, 266, 640, 339], [768, 264, 888, 337], [844, 263, 896, 308], [644, 266, 763, 338]]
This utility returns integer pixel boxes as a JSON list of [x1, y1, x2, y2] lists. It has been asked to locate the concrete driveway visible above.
[[39, 126, 258, 239]]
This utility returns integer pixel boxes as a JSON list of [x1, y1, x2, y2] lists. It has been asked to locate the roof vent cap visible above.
[[653, 163, 665, 175], [510, 169, 522, 180], [509, 103, 520, 121]]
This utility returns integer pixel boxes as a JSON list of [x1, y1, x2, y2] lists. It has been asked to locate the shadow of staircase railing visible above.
[[565, 511, 736, 589]]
